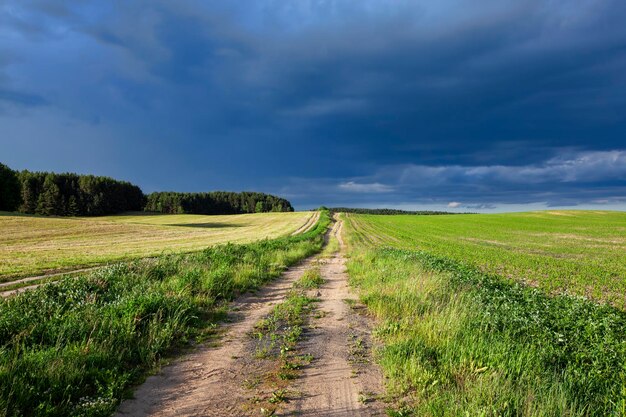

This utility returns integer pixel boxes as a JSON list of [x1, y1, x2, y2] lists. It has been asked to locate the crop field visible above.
[[345, 212, 626, 416], [0, 211, 315, 282], [348, 210, 626, 307]]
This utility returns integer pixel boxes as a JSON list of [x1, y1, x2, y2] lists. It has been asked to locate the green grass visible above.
[[319, 226, 340, 258], [293, 268, 325, 289], [0, 211, 315, 282], [344, 213, 626, 416], [0, 212, 330, 417], [348, 210, 626, 307]]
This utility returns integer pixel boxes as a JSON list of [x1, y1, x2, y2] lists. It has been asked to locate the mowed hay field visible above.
[[0, 211, 315, 281], [348, 210, 626, 306]]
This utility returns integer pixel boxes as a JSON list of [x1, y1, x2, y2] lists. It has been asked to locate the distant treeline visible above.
[[329, 207, 457, 215], [0, 162, 294, 216], [145, 192, 294, 214]]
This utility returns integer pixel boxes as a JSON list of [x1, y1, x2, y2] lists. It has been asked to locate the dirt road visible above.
[[280, 219, 383, 416], [115, 218, 384, 416]]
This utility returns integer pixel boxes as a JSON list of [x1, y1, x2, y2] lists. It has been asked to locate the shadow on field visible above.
[[165, 222, 246, 229]]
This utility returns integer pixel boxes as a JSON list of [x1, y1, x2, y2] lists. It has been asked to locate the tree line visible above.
[[0, 162, 294, 216], [145, 191, 293, 214], [329, 207, 460, 215]]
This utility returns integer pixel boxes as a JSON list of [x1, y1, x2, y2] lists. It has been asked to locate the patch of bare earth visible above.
[[115, 218, 384, 416]]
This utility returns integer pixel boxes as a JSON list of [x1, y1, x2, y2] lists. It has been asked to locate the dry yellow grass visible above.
[[0, 211, 314, 281]]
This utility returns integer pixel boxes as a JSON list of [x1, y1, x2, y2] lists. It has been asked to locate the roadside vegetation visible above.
[[0, 212, 329, 417], [348, 211, 626, 307], [0, 211, 314, 282], [345, 214, 626, 416]]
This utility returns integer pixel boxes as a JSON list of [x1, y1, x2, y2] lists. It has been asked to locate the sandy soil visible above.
[[115, 218, 384, 417]]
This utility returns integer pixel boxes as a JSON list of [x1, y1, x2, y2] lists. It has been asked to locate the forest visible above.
[[0, 163, 293, 216], [144, 191, 294, 214], [8, 169, 144, 216]]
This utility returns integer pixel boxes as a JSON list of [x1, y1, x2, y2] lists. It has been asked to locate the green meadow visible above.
[[345, 212, 626, 416]]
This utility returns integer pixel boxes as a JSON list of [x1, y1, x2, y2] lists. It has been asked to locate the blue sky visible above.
[[1, 0, 625, 211]]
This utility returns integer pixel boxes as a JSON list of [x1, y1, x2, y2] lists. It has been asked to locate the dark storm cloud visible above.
[[0, 0, 625, 209]]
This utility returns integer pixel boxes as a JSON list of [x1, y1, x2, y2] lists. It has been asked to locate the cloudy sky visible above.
[[1, 1, 625, 211]]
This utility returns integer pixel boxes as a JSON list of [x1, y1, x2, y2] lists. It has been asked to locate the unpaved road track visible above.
[[0, 267, 102, 297], [281, 219, 383, 416], [116, 218, 384, 416], [115, 260, 316, 417], [291, 211, 320, 236], [0, 267, 95, 289]]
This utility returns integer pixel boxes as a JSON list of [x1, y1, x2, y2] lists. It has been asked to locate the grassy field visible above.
[[348, 210, 626, 307], [0, 212, 330, 416], [344, 212, 626, 416], [0, 211, 314, 282]]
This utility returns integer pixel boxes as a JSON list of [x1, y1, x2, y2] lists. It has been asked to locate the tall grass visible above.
[[0, 212, 330, 417], [347, 248, 626, 417]]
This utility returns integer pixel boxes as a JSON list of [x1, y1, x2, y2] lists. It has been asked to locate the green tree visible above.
[[0, 163, 21, 211], [67, 195, 80, 216], [36, 175, 61, 215]]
